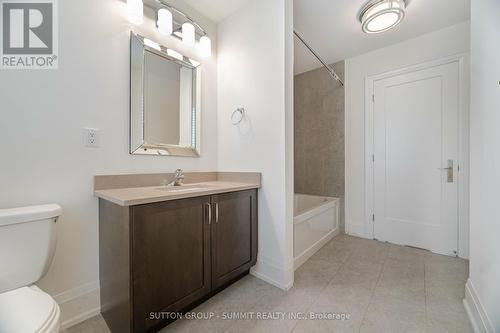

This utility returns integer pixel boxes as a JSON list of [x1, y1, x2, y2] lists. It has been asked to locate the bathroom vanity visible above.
[[95, 172, 260, 333]]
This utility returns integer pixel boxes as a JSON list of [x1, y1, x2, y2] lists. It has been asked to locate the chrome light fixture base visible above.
[[359, 0, 408, 34]]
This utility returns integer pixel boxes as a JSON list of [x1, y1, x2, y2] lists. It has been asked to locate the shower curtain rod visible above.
[[294, 30, 345, 87]]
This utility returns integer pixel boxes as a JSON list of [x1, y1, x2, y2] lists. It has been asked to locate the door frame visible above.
[[363, 54, 470, 258]]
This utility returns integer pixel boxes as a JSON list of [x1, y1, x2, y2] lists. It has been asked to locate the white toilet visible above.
[[0, 204, 63, 333]]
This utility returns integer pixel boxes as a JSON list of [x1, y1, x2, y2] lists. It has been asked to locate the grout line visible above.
[[220, 278, 281, 333], [356, 241, 389, 333], [289, 235, 351, 333], [289, 236, 349, 333]]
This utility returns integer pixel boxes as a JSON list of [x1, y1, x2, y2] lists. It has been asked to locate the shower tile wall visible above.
[[294, 61, 345, 230]]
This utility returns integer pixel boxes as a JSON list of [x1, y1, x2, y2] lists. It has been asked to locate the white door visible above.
[[373, 61, 459, 256]]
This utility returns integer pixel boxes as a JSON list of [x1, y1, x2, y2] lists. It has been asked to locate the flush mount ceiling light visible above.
[[359, 0, 407, 34]]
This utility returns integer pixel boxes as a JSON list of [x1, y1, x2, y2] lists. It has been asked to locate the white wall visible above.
[[217, 0, 295, 289], [345, 21, 470, 257], [466, 0, 500, 331], [0, 0, 217, 328]]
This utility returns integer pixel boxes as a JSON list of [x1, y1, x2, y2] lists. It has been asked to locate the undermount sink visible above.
[[154, 184, 215, 192]]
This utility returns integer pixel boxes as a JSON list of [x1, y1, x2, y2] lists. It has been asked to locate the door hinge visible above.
[[372, 214, 375, 222], [372, 94, 375, 102], [372, 154, 375, 162]]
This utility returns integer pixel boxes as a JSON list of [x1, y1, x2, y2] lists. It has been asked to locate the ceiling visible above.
[[182, 0, 251, 23], [294, 0, 470, 74]]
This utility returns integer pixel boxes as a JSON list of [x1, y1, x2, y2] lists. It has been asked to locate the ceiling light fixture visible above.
[[127, 0, 143, 25], [359, 0, 407, 34]]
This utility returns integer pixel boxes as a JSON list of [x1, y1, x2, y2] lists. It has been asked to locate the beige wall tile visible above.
[[294, 61, 345, 230]]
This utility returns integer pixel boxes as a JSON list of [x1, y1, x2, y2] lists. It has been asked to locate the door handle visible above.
[[438, 160, 454, 183], [214, 202, 219, 224], [205, 203, 212, 225]]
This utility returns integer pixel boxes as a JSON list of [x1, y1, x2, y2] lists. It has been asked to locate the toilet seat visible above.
[[0, 285, 60, 333]]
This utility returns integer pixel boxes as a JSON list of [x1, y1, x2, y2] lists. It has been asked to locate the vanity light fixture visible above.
[[128, 0, 212, 57], [154, 1, 212, 57], [157, 8, 173, 35], [182, 22, 196, 46], [127, 0, 143, 25], [359, 0, 407, 34]]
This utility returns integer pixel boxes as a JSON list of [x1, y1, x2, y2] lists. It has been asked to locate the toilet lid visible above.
[[0, 286, 59, 333]]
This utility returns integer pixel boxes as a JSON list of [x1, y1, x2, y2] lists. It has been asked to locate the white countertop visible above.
[[95, 181, 260, 206]]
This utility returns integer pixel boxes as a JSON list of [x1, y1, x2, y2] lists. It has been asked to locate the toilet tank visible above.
[[0, 204, 62, 294]]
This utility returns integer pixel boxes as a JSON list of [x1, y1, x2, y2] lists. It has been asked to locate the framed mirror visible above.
[[130, 32, 201, 156]]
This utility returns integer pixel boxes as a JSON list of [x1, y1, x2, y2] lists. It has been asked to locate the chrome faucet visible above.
[[165, 169, 185, 186]]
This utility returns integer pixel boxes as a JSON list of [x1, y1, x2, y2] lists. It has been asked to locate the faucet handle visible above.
[[174, 169, 184, 179]]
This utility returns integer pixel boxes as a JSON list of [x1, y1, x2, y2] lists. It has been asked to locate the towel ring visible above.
[[231, 108, 245, 125]]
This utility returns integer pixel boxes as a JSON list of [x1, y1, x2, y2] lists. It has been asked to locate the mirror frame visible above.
[[130, 32, 201, 157]]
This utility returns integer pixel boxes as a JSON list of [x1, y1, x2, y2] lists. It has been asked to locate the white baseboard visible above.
[[294, 227, 339, 270], [463, 279, 494, 333], [52, 280, 101, 330], [250, 255, 294, 291]]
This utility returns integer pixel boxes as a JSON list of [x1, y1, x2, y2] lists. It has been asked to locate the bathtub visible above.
[[294, 194, 340, 269]]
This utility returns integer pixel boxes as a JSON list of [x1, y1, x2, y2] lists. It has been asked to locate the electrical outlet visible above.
[[83, 128, 100, 148]]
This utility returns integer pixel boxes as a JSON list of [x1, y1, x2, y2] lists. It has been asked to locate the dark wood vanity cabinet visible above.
[[211, 191, 257, 290], [99, 189, 258, 333], [132, 196, 212, 332]]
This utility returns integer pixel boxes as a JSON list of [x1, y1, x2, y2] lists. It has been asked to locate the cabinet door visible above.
[[131, 196, 211, 332], [211, 190, 257, 290]]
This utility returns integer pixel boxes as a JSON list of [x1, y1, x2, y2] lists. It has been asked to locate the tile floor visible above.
[[63, 234, 472, 333]]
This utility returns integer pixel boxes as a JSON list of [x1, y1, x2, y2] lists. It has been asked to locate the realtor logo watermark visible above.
[[1, 0, 58, 69]]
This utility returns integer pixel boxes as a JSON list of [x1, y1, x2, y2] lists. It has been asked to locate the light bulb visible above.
[[157, 8, 173, 35], [182, 22, 195, 46], [199, 36, 211, 58], [127, 0, 143, 25], [144, 38, 161, 51], [167, 49, 183, 61]]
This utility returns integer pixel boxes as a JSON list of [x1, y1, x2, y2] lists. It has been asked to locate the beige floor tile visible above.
[[328, 260, 382, 291], [292, 317, 361, 333], [309, 241, 351, 264], [305, 285, 371, 332], [427, 309, 473, 333], [374, 262, 425, 303], [360, 294, 427, 333], [159, 316, 228, 333], [223, 317, 296, 333], [425, 254, 468, 278], [61, 315, 110, 333], [293, 263, 341, 295], [63, 235, 473, 333], [348, 240, 389, 264]]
